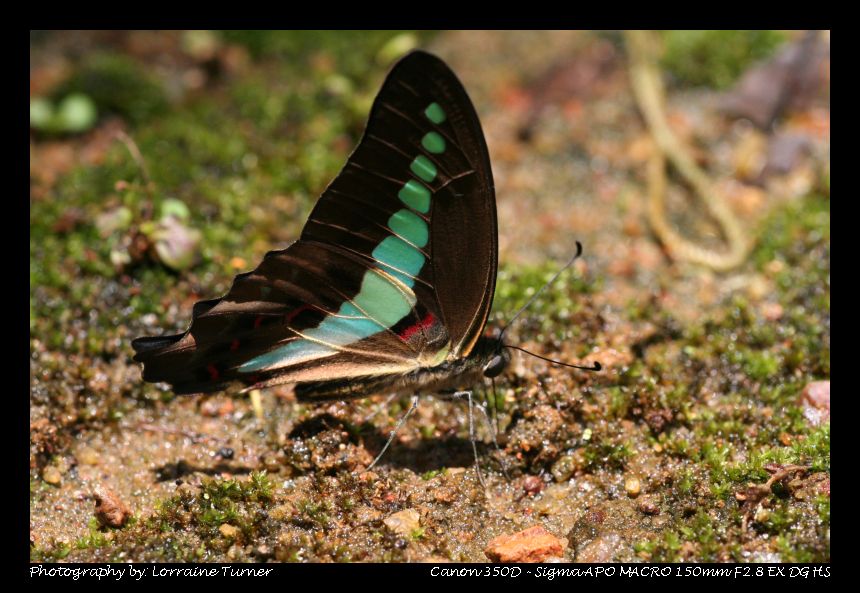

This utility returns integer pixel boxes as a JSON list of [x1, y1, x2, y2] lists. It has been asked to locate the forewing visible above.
[[132, 51, 497, 395]]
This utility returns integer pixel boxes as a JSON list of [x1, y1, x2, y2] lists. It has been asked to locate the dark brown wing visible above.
[[132, 50, 497, 395]]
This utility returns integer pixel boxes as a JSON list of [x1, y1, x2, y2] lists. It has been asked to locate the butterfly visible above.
[[132, 50, 514, 403]]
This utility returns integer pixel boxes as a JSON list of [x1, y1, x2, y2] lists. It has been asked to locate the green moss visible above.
[[701, 443, 735, 499], [679, 510, 721, 561], [790, 424, 830, 472], [296, 499, 332, 529], [635, 530, 682, 562], [151, 471, 273, 544], [759, 500, 801, 533], [661, 30, 787, 89], [57, 53, 169, 125], [31, 540, 72, 561], [249, 471, 275, 499], [582, 439, 632, 471], [420, 469, 444, 481], [815, 494, 830, 524], [736, 348, 782, 382], [651, 196, 830, 514], [493, 262, 599, 341], [220, 30, 430, 66], [202, 471, 273, 505], [75, 518, 111, 550], [618, 360, 647, 387], [638, 511, 730, 562], [776, 534, 826, 563], [754, 195, 830, 268]]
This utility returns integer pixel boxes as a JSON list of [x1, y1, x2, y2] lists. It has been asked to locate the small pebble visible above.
[[219, 523, 240, 539], [42, 466, 62, 486], [383, 508, 420, 537], [200, 397, 234, 418], [484, 526, 564, 563], [551, 453, 583, 482], [433, 486, 456, 504], [625, 476, 641, 497], [799, 381, 830, 426], [761, 302, 784, 321], [575, 533, 624, 563], [261, 453, 282, 473], [637, 497, 660, 515], [522, 475, 544, 496], [75, 446, 100, 466], [94, 485, 131, 527]]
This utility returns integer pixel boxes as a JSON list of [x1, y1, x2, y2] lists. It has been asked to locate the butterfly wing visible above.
[[132, 50, 497, 395]]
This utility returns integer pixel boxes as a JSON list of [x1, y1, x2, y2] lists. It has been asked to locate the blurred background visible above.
[[30, 31, 829, 563]]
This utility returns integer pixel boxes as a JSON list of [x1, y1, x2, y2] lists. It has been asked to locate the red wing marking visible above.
[[207, 363, 220, 381], [398, 312, 435, 342]]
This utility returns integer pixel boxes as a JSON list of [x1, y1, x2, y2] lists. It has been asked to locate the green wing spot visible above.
[[389, 209, 429, 248], [398, 180, 431, 213], [424, 102, 446, 124], [355, 269, 416, 326], [410, 155, 437, 183], [372, 235, 426, 286], [239, 340, 334, 372], [421, 131, 446, 154], [239, 237, 424, 372]]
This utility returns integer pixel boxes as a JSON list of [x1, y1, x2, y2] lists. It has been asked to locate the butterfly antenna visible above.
[[505, 344, 601, 372], [499, 241, 584, 343]]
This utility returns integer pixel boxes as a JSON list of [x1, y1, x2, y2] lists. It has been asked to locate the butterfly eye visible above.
[[483, 354, 507, 378]]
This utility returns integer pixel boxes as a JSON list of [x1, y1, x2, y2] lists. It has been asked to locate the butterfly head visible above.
[[482, 349, 509, 378], [474, 329, 510, 379]]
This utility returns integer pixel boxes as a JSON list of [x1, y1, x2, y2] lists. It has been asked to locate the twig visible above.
[[625, 30, 751, 271], [115, 129, 153, 189], [735, 464, 809, 530]]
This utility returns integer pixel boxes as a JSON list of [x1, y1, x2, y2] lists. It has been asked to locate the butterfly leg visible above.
[[478, 381, 510, 481], [366, 395, 420, 472], [451, 390, 487, 490], [362, 393, 399, 424]]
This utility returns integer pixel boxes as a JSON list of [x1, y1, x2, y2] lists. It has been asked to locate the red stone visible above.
[[799, 380, 830, 426], [484, 526, 565, 563]]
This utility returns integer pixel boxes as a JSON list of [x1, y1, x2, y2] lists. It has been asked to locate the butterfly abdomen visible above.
[[294, 340, 495, 402]]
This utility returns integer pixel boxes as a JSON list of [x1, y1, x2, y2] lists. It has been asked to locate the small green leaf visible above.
[[30, 98, 55, 128], [56, 93, 98, 132], [159, 198, 191, 221]]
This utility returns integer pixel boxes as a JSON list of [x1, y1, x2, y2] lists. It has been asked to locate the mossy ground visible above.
[[30, 31, 829, 562]]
